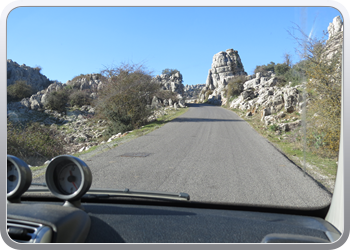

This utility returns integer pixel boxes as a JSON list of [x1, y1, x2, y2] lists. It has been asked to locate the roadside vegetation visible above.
[[7, 119, 66, 166], [7, 80, 34, 102], [7, 63, 187, 167], [223, 27, 341, 192]]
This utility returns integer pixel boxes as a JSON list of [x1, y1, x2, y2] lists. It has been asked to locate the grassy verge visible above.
[[30, 107, 189, 178], [72, 107, 189, 158], [225, 106, 337, 193]]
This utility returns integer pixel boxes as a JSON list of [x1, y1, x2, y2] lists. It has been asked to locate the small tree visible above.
[[96, 63, 160, 136], [283, 53, 293, 67], [289, 23, 342, 157]]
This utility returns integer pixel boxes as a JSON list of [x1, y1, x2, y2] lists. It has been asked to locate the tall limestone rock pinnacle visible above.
[[325, 16, 343, 60], [327, 16, 343, 39], [200, 49, 246, 104], [206, 49, 246, 91]]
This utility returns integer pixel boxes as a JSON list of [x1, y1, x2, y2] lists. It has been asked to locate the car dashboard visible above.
[[6, 154, 342, 244]]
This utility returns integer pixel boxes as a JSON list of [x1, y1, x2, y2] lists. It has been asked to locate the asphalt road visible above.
[[35, 103, 332, 207]]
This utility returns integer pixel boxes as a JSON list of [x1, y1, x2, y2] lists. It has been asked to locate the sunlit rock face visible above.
[[199, 49, 247, 104], [152, 72, 184, 96], [326, 16, 343, 60], [206, 49, 247, 91], [327, 16, 343, 39], [7, 59, 51, 92]]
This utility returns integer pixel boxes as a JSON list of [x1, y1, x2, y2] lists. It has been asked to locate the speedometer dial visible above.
[[7, 155, 32, 202], [45, 155, 92, 201], [57, 163, 82, 194]]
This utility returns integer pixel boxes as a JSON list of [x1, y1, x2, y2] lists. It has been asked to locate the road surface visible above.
[[33, 103, 332, 207]]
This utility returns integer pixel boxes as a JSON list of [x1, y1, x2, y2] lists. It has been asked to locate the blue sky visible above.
[[7, 6, 342, 85]]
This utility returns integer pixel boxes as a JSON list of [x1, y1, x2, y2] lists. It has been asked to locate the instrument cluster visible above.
[[7, 155, 92, 207]]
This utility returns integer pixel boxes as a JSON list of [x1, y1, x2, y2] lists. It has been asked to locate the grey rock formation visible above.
[[20, 82, 64, 110], [7, 59, 52, 92], [200, 49, 247, 104], [325, 16, 343, 61], [152, 71, 186, 108], [153, 72, 184, 96], [208, 49, 246, 89], [327, 16, 343, 39], [66, 74, 103, 91], [183, 84, 205, 100]]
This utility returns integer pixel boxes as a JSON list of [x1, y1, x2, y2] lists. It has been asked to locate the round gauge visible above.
[[7, 161, 19, 193], [45, 155, 92, 201], [7, 155, 32, 202], [56, 162, 82, 194]]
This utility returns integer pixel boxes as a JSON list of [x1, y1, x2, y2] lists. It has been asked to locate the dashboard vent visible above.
[[7, 219, 52, 243]]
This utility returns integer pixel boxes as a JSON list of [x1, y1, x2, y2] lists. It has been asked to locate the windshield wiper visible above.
[[84, 188, 190, 201], [26, 186, 190, 201]]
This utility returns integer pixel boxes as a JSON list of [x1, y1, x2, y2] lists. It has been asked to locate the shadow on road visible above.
[[171, 103, 244, 123], [171, 117, 244, 123], [185, 103, 216, 108]]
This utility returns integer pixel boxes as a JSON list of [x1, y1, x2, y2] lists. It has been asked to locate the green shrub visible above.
[[96, 63, 160, 136], [155, 90, 179, 104], [275, 63, 291, 76], [69, 90, 92, 107], [44, 89, 69, 113], [162, 68, 180, 76], [269, 124, 279, 132], [7, 119, 66, 165], [7, 80, 33, 102], [254, 62, 275, 74], [226, 75, 245, 98]]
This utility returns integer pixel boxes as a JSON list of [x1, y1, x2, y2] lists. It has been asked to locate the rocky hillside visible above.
[[198, 16, 343, 135], [7, 59, 52, 92], [7, 68, 187, 157]]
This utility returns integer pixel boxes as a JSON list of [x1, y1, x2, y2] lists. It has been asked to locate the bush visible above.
[[7, 119, 66, 165], [155, 90, 179, 103], [7, 80, 33, 102], [274, 63, 291, 76], [96, 63, 160, 136], [254, 62, 275, 74], [44, 88, 69, 113], [226, 75, 245, 98], [69, 90, 92, 107], [162, 68, 180, 76], [290, 23, 342, 157]]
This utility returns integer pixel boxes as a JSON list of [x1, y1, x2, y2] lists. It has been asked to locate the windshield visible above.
[[6, 6, 342, 209]]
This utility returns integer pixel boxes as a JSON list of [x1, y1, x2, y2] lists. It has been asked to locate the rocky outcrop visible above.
[[66, 74, 104, 91], [327, 16, 343, 39], [7, 59, 52, 92], [151, 72, 186, 108], [183, 84, 205, 100], [153, 72, 184, 96], [199, 49, 247, 104], [18, 74, 102, 111], [19, 82, 65, 111]]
